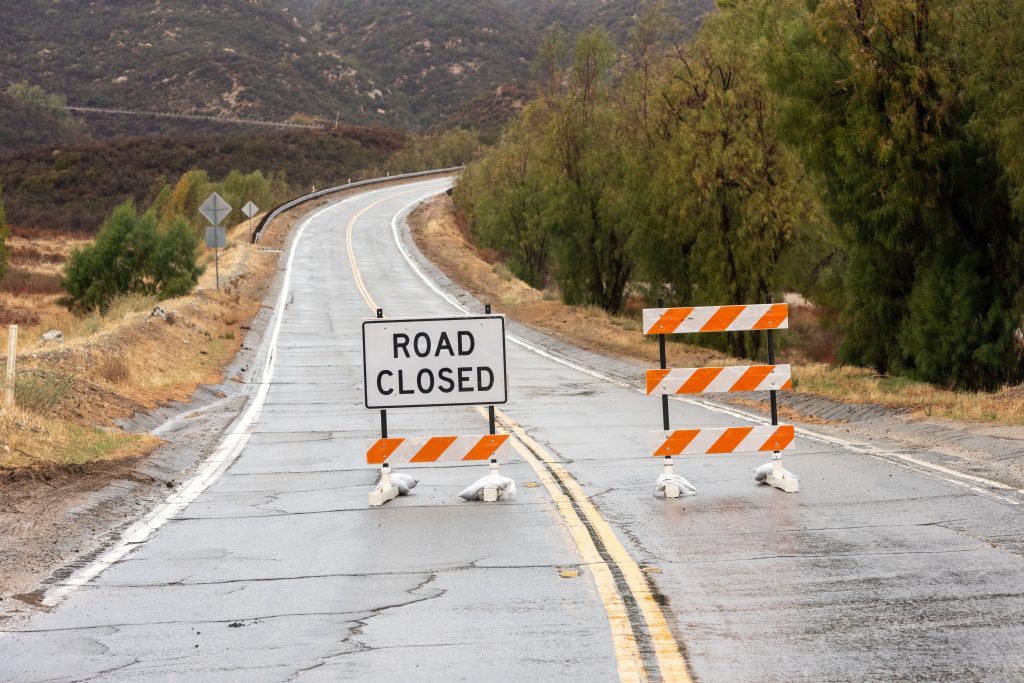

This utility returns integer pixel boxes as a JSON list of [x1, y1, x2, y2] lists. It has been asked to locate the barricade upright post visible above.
[[368, 306, 401, 506], [655, 299, 686, 498], [657, 298, 670, 432], [763, 293, 798, 492], [766, 293, 780, 475], [481, 303, 503, 501]]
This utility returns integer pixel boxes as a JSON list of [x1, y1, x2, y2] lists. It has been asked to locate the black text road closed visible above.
[[362, 316, 507, 409]]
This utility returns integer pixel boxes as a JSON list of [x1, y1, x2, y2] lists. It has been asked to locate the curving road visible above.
[[2, 178, 1024, 681]]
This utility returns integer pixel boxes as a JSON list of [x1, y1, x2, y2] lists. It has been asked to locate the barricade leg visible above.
[[369, 463, 400, 507], [663, 458, 680, 498], [482, 459, 501, 502], [654, 456, 696, 498], [759, 451, 799, 493]]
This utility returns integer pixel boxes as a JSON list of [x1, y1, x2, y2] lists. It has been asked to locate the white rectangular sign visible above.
[[362, 316, 507, 409], [205, 225, 227, 249]]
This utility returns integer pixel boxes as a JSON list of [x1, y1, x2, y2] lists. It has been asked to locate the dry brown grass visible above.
[[1, 173, 458, 474], [0, 218, 277, 471], [410, 195, 1024, 426]]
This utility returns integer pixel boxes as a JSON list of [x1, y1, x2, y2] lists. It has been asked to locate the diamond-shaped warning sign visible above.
[[199, 192, 232, 226]]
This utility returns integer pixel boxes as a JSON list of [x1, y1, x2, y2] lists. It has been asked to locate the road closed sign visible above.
[[362, 315, 507, 409]]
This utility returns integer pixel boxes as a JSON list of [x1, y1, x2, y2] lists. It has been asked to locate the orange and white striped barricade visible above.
[[644, 297, 798, 495], [363, 305, 512, 506]]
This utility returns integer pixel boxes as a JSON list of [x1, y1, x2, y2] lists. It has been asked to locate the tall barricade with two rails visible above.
[[643, 296, 799, 496], [358, 298, 800, 508], [360, 306, 514, 506]]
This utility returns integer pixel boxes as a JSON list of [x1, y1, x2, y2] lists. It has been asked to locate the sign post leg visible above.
[[369, 463, 400, 507], [481, 303, 502, 501], [215, 245, 220, 292]]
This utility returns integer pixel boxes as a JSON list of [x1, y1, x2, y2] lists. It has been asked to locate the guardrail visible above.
[[251, 167, 464, 244]]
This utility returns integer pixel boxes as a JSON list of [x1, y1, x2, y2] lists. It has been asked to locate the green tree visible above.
[[633, 2, 822, 356], [388, 128, 481, 173], [160, 170, 211, 232], [148, 216, 204, 299], [545, 28, 636, 312], [63, 201, 203, 312], [5, 82, 70, 118], [219, 170, 288, 224], [455, 109, 553, 287], [771, 0, 1024, 388]]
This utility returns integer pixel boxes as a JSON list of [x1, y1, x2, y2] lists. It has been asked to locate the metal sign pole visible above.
[[215, 245, 220, 292], [377, 308, 388, 438]]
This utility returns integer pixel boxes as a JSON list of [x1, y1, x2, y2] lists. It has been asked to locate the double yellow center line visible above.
[[344, 188, 693, 682]]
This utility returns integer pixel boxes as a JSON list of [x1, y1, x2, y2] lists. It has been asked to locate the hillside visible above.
[[0, 0, 382, 125], [300, 0, 537, 128], [1, 0, 714, 131], [0, 127, 406, 234]]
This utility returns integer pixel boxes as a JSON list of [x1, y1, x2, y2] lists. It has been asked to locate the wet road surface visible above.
[[3, 178, 1024, 681]]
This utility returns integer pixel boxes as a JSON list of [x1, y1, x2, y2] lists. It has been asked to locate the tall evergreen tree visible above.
[[770, 0, 1024, 388]]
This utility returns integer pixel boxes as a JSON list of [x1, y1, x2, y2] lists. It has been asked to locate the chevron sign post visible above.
[[644, 296, 799, 496]]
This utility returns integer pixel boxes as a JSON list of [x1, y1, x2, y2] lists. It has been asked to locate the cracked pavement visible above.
[[3, 178, 1024, 681]]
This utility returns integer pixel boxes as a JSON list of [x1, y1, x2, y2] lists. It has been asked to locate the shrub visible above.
[[62, 201, 203, 312]]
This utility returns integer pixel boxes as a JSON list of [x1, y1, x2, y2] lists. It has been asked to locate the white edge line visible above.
[[390, 190, 1022, 507], [40, 195, 361, 607]]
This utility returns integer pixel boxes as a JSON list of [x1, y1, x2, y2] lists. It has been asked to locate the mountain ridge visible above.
[[1, 0, 713, 131]]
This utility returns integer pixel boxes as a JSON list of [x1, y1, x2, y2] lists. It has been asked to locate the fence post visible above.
[[5, 325, 17, 408]]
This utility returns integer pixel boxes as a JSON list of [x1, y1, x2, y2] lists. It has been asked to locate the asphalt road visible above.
[[3, 178, 1024, 682]]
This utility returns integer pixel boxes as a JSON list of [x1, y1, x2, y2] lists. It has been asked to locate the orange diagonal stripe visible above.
[[654, 430, 700, 456], [753, 303, 788, 330], [760, 425, 795, 451], [700, 305, 744, 333], [646, 369, 671, 395], [367, 438, 404, 464], [731, 365, 775, 392], [678, 367, 724, 394], [463, 434, 509, 461], [648, 307, 693, 335], [707, 427, 754, 454], [781, 379, 793, 390], [410, 436, 458, 463]]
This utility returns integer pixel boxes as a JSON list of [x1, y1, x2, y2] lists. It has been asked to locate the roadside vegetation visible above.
[[0, 203, 274, 472], [456, 1, 1024, 393], [0, 166, 288, 472], [414, 194, 1024, 425]]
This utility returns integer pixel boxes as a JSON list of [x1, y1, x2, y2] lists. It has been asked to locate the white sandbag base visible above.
[[459, 459, 516, 502], [369, 464, 418, 506], [654, 457, 696, 498], [754, 459, 799, 493]]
